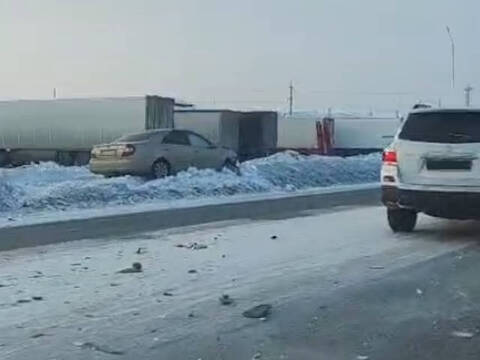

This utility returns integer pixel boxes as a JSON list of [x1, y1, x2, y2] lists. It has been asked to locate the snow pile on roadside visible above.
[[0, 152, 381, 215]]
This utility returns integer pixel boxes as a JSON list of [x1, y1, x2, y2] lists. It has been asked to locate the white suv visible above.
[[381, 108, 480, 232]]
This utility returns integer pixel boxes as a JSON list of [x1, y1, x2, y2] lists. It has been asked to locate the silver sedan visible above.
[[89, 129, 239, 178]]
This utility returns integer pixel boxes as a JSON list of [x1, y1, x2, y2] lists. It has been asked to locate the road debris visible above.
[[163, 291, 174, 297], [31, 333, 46, 339], [416, 288, 423, 296], [451, 330, 474, 339], [30, 271, 44, 279], [270, 235, 278, 240], [243, 304, 272, 319], [17, 299, 31, 304], [192, 243, 208, 250], [110, 283, 120, 287], [188, 269, 198, 274], [176, 242, 208, 250], [357, 356, 370, 360], [32, 296, 43, 301], [188, 312, 195, 318], [73, 341, 125, 355], [253, 351, 262, 359], [369, 265, 384, 270], [136, 247, 146, 254], [219, 294, 234, 306], [117, 262, 143, 274]]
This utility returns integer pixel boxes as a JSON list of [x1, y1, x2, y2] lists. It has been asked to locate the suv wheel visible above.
[[387, 208, 417, 233]]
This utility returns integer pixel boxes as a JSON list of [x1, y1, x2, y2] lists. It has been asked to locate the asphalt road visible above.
[[2, 195, 480, 359]]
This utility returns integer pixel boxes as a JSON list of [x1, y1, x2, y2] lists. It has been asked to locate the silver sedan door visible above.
[[160, 131, 195, 172], [187, 132, 223, 169]]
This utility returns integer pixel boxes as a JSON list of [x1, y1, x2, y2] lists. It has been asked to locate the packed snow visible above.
[[0, 151, 381, 220]]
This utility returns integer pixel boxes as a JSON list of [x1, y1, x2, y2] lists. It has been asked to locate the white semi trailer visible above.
[[277, 113, 401, 155], [0, 96, 174, 166]]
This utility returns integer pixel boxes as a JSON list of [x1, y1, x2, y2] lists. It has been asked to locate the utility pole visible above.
[[465, 84, 473, 107], [446, 26, 455, 89], [288, 81, 294, 115], [53, 88, 57, 99]]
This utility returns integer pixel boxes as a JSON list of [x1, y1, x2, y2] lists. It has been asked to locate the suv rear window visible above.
[[399, 111, 480, 143]]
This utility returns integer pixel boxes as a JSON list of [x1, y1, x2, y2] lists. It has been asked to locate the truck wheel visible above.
[[152, 159, 171, 179], [387, 208, 417, 233]]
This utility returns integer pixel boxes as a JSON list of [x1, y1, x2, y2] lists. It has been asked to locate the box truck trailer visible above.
[[174, 110, 277, 160]]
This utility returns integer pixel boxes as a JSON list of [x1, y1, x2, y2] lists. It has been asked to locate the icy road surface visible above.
[[1, 205, 478, 359], [0, 152, 380, 223]]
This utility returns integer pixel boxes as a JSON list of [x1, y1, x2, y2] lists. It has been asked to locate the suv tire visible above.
[[387, 208, 417, 233]]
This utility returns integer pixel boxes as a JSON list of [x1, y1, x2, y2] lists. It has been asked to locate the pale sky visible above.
[[1, 0, 479, 113]]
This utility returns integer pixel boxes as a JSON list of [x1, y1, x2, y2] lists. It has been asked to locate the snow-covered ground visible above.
[[0, 207, 472, 359], [0, 152, 380, 224]]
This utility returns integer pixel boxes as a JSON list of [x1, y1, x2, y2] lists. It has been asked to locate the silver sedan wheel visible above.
[[152, 160, 170, 179]]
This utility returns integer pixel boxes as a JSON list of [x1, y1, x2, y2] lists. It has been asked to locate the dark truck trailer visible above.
[[174, 110, 277, 161]]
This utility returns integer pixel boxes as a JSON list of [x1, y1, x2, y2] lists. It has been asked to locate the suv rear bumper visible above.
[[382, 186, 480, 219]]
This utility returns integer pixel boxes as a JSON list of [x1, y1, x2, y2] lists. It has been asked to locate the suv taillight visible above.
[[382, 150, 397, 165], [121, 144, 136, 157]]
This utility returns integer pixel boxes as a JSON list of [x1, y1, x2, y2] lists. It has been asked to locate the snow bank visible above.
[[0, 152, 381, 217]]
